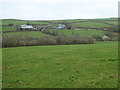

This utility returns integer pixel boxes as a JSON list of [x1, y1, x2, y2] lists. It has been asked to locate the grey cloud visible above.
[[1, 0, 118, 20]]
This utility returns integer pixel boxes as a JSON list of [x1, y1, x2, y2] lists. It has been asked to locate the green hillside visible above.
[[1, 18, 119, 41], [3, 41, 118, 88], [2, 19, 27, 25], [2, 18, 118, 88], [104, 21, 119, 25], [1, 26, 15, 31], [3, 31, 46, 37], [2, 19, 50, 25], [71, 22, 112, 28], [50, 29, 106, 36]]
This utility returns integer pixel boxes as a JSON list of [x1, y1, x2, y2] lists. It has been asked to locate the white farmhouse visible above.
[[20, 24, 33, 29], [57, 24, 66, 29]]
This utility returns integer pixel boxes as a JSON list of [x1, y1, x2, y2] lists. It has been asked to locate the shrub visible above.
[[2, 34, 94, 48], [2, 34, 21, 47], [104, 32, 118, 41], [102, 36, 111, 41], [41, 29, 58, 36], [56, 34, 94, 45], [37, 36, 56, 45], [105, 32, 114, 37], [92, 35, 103, 41], [106, 25, 119, 33]]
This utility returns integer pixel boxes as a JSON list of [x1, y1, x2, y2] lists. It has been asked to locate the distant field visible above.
[[1, 18, 118, 29], [2, 29, 106, 38], [3, 41, 118, 88], [71, 22, 111, 28], [49, 18, 118, 23], [53, 29, 106, 36], [1, 26, 15, 31], [3, 31, 46, 37], [25, 21, 50, 25], [49, 19, 91, 23], [2, 19, 50, 25], [91, 18, 118, 21], [2, 19, 27, 25], [104, 21, 119, 25]]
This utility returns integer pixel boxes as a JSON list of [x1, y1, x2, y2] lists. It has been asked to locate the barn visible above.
[[19, 24, 33, 30]]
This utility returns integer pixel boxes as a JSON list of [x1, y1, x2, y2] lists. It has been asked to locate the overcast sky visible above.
[[0, 0, 119, 20]]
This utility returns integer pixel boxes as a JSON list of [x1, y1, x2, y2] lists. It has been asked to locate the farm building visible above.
[[52, 24, 66, 29], [18, 24, 34, 30], [18, 24, 52, 31], [20, 24, 33, 29], [58, 24, 66, 29]]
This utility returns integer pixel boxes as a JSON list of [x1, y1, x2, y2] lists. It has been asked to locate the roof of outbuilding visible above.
[[21, 24, 33, 28]]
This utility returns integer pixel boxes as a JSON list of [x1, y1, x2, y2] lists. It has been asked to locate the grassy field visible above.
[[27, 21, 50, 25], [91, 18, 119, 21], [2, 19, 27, 25], [2, 19, 50, 25], [71, 22, 111, 28], [1, 18, 118, 33], [104, 21, 119, 25], [3, 31, 47, 37], [2, 41, 118, 88], [1, 18, 118, 26], [48, 19, 91, 23], [48, 18, 118, 23], [2, 18, 119, 88], [1, 26, 15, 31], [56, 29, 106, 36]]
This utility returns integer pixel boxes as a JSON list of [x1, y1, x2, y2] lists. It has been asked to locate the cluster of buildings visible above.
[[17, 24, 66, 31]]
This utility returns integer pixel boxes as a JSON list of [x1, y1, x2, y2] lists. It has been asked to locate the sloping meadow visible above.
[[2, 41, 118, 88]]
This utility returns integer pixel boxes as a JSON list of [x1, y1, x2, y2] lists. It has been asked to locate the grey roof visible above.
[[21, 24, 33, 29]]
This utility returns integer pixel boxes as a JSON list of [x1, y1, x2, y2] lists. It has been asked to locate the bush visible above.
[[106, 25, 119, 33], [104, 32, 118, 41], [41, 29, 58, 36], [92, 35, 103, 41], [102, 36, 111, 41], [37, 36, 56, 45], [2, 35, 21, 47], [105, 32, 114, 37], [2, 34, 95, 48], [56, 34, 94, 45]]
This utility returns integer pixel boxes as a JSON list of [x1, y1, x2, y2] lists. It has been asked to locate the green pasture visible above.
[[56, 29, 106, 36], [91, 18, 118, 21], [71, 22, 112, 28], [2, 19, 50, 25], [2, 19, 27, 25], [104, 21, 119, 25], [1, 26, 15, 31], [3, 31, 46, 37], [3, 41, 118, 88]]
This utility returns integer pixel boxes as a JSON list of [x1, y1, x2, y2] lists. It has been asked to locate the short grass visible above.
[[2, 18, 118, 25], [71, 22, 112, 28], [49, 18, 118, 23], [56, 29, 106, 36], [49, 19, 91, 23], [2, 19, 27, 25], [3, 41, 118, 88], [2, 19, 50, 25], [3, 31, 46, 37], [1, 26, 16, 31], [104, 21, 119, 25], [26, 21, 50, 25]]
